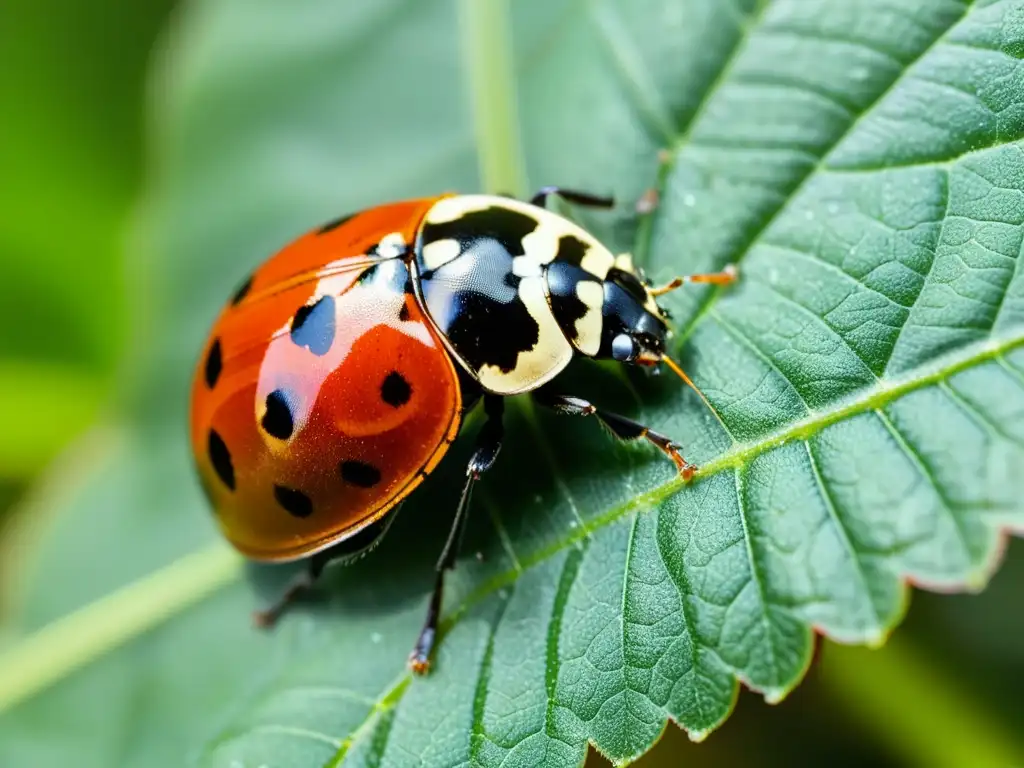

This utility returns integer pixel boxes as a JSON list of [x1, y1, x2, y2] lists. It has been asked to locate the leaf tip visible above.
[[686, 726, 712, 744], [865, 629, 887, 649], [762, 686, 787, 705]]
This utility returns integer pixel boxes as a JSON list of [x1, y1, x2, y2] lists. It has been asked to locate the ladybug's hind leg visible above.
[[252, 554, 328, 629], [409, 395, 504, 675], [533, 391, 696, 481], [253, 512, 399, 628]]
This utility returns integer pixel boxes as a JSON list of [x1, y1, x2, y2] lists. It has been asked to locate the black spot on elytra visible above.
[[290, 295, 336, 356], [555, 234, 590, 268], [204, 339, 223, 389], [398, 301, 411, 321], [420, 205, 539, 259], [274, 485, 313, 518], [261, 390, 294, 439], [380, 371, 412, 407], [317, 212, 355, 235], [340, 460, 381, 488], [444, 290, 539, 373], [230, 275, 253, 306], [208, 429, 235, 490]]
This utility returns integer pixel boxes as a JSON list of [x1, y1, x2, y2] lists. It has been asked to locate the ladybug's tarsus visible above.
[[409, 395, 505, 674], [252, 553, 328, 628], [635, 188, 659, 215], [534, 391, 698, 478]]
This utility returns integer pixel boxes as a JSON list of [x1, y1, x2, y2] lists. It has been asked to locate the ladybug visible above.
[[189, 187, 736, 673]]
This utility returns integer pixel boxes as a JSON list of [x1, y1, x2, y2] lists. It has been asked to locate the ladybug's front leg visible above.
[[409, 395, 504, 675]]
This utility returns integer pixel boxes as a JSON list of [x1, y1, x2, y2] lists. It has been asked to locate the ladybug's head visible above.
[[597, 256, 671, 366], [596, 255, 738, 405]]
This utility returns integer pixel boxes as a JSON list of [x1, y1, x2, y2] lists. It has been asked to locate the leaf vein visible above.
[[883, 167, 952, 374], [732, 466, 783, 688], [545, 546, 587, 739], [667, 0, 770, 153], [990, 216, 1024, 333], [588, 0, 675, 144], [754, 278, 883, 382], [470, 586, 514, 764], [939, 379, 1024, 449], [804, 440, 882, 630], [653, 505, 715, 730], [759, 241, 917, 310], [707, 309, 812, 412], [873, 407, 976, 565], [675, 3, 974, 343]]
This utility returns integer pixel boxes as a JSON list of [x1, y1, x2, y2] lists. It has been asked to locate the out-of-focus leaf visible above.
[[2, 1, 1024, 767], [0, 363, 102, 481], [0, 0, 175, 473]]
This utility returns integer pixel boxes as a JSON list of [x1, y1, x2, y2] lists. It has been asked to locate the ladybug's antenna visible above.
[[649, 264, 738, 297], [660, 354, 719, 416]]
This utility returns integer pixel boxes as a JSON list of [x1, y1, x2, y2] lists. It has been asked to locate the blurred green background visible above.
[[0, 0, 173, 503], [0, 1, 1021, 765]]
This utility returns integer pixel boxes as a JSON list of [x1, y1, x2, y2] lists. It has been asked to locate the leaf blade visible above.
[[3, 1, 1024, 767]]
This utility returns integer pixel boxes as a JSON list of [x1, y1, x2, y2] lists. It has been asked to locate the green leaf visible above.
[[0, 0, 175, 476], [3, 0, 1024, 766], [0, 362, 102, 481]]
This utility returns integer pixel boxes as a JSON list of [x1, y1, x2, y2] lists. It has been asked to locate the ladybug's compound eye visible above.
[[611, 334, 638, 362]]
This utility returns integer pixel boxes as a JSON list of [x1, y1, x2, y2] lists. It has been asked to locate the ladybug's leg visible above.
[[409, 395, 505, 674], [252, 550, 331, 628], [253, 512, 398, 628], [530, 186, 615, 209], [533, 391, 696, 481], [649, 264, 738, 296]]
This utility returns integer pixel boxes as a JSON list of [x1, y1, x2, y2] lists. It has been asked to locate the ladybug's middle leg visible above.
[[530, 186, 615, 209], [533, 390, 696, 481], [409, 394, 505, 675]]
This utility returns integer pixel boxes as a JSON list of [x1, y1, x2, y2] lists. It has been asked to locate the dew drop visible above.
[[371, 632, 382, 644], [683, 193, 697, 207]]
